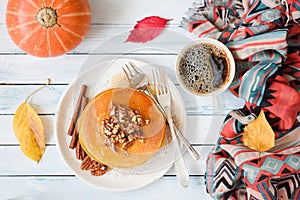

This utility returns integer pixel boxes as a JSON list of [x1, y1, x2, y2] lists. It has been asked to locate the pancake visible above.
[[77, 88, 166, 168]]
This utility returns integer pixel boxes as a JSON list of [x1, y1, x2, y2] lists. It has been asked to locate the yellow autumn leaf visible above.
[[13, 102, 45, 162], [12, 79, 50, 163], [243, 110, 275, 152]]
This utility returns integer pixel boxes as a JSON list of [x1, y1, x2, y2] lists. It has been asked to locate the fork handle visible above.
[[173, 125, 200, 161], [166, 111, 189, 187], [143, 89, 201, 161]]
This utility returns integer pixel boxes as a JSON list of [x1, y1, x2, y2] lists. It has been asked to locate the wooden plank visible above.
[[0, 0, 193, 24], [0, 54, 182, 84], [0, 24, 196, 54], [0, 115, 224, 145], [89, 0, 193, 24], [0, 85, 244, 115], [0, 85, 64, 115], [0, 146, 71, 176], [0, 146, 213, 176], [70, 25, 195, 54], [0, 176, 213, 200]]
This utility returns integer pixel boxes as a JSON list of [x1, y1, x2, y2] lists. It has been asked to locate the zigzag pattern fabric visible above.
[[182, 0, 300, 199]]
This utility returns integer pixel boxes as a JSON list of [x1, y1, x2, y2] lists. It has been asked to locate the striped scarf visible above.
[[182, 0, 300, 199]]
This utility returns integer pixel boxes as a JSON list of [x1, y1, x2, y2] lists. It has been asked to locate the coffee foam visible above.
[[178, 42, 229, 95]]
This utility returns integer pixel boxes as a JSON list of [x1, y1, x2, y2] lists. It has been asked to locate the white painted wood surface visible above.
[[0, 0, 245, 199]]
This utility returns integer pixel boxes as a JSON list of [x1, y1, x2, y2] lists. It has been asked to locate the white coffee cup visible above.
[[176, 38, 235, 97]]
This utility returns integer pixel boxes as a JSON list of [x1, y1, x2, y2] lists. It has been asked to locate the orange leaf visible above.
[[243, 110, 275, 152]]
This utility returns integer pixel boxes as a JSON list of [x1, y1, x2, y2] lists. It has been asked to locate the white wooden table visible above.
[[0, 1, 244, 199]]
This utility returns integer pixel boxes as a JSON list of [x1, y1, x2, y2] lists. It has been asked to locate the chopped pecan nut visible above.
[[80, 156, 109, 176], [90, 160, 100, 171], [81, 156, 91, 170], [122, 140, 133, 151], [91, 169, 107, 176], [101, 103, 149, 152]]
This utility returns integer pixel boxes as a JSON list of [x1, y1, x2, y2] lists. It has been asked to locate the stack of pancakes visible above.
[[77, 88, 166, 168]]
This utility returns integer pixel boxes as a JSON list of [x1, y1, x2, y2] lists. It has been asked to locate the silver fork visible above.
[[122, 62, 200, 161], [122, 62, 157, 103], [153, 68, 189, 187]]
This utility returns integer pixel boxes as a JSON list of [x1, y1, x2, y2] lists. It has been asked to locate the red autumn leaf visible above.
[[125, 16, 172, 43]]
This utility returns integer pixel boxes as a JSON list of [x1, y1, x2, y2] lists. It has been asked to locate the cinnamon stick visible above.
[[71, 96, 89, 136], [80, 147, 86, 160], [69, 129, 78, 149], [68, 84, 87, 136], [69, 96, 89, 149], [80, 96, 89, 112], [76, 139, 81, 160]]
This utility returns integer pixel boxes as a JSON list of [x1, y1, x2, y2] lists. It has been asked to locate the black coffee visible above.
[[178, 42, 229, 94]]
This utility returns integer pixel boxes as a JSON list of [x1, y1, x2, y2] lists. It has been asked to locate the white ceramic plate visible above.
[[55, 58, 186, 191]]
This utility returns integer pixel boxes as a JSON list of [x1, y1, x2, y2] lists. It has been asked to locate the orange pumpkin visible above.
[[6, 0, 91, 57]]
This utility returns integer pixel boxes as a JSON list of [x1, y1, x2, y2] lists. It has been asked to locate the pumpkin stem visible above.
[[25, 78, 51, 103], [36, 7, 58, 28]]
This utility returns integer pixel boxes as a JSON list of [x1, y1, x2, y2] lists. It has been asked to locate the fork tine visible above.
[[122, 65, 131, 81], [159, 68, 165, 94], [128, 61, 141, 73], [158, 68, 167, 94], [152, 68, 159, 95], [156, 69, 164, 94], [125, 64, 135, 77], [159, 68, 164, 94]]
